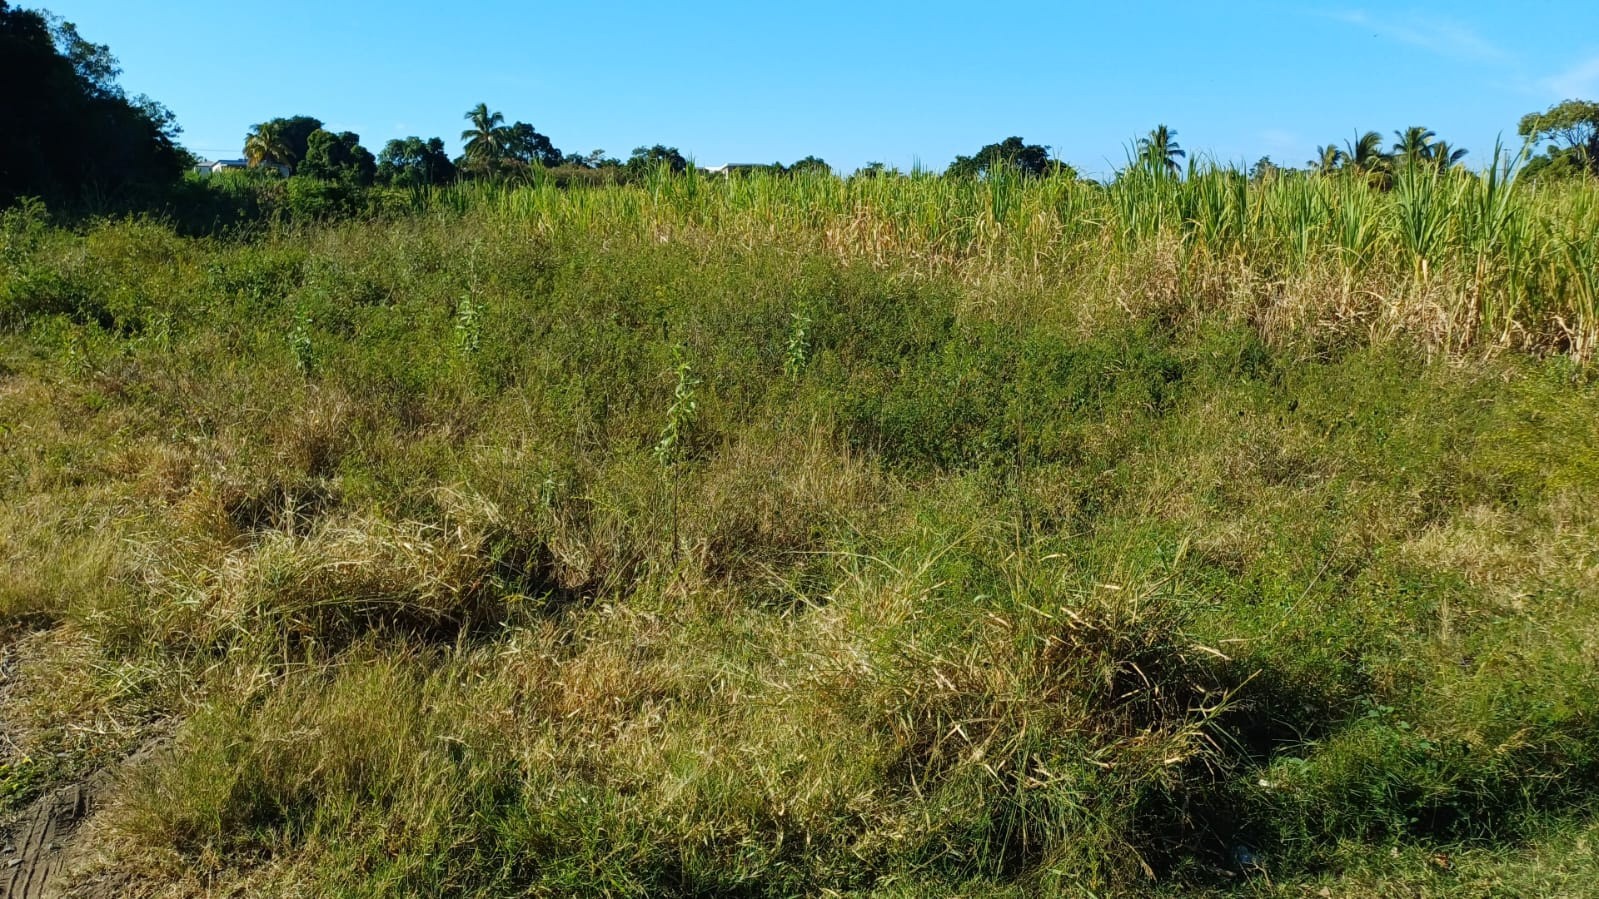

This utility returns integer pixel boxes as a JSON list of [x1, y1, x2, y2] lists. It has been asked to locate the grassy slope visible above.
[[0, 194, 1597, 896]]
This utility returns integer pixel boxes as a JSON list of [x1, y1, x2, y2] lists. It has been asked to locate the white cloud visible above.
[[1542, 56, 1599, 98], [1328, 9, 1509, 63]]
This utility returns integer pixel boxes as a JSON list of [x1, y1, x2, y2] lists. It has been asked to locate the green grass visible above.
[[1, 170, 1598, 896]]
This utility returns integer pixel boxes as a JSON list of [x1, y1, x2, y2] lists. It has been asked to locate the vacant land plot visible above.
[[2, 170, 1598, 896]]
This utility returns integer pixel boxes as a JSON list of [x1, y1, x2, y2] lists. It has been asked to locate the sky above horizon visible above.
[[33, 1, 1599, 177]]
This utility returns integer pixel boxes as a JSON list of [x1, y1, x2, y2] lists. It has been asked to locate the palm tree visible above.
[[1392, 126, 1438, 168], [461, 103, 510, 165], [244, 121, 291, 170], [1343, 130, 1392, 179], [1138, 125, 1185, 176], [1309, 144, 1345, 175], [1427, 140, 1469, 172]]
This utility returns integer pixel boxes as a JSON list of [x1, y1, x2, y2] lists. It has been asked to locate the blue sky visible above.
[[35, 1, 1599, 177]]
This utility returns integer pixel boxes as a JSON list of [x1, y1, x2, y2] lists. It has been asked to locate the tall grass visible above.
[[2, 164, 1599, 896], [392, 161, 1599, 359]]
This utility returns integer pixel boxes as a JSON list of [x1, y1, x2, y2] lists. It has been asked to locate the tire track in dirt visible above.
[[2, 714, 167, 899], [2, 777, 100, 899]]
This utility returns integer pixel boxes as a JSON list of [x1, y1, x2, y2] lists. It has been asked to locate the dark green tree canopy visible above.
[[376, 136, 456, 187], [299, 129, 376, 185], [788, 155, 831, 176], [627, 145, 689, 176], [853, 161, 893, 179], [1249, 156, 1282, 181], [503, 122, 562, 168], [560, 149, 622, 169], [0, 1, 186, 204], [457, 103, 563, 177], [244, 116, 324, 172], [948, 137, 1053, 177]]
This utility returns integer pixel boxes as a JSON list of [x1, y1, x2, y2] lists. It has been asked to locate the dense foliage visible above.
[[300, 129, 376, 186], [1519, 99, 1599, 181], [947, 137, 1057, 178], [243, 115, 325, 172], [0, 1, 186, 206], [376, 136, 457, 188]]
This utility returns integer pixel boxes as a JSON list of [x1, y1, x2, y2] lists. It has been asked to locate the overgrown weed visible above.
[[1, 185, 1598, 895]]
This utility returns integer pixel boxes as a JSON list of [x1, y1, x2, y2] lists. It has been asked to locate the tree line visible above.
[[237, 103, 835, 189], [5, 1, 1599, 215], [234, 99, 1599, 192]]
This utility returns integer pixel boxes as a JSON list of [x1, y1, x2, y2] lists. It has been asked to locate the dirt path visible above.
[[1, 737, 173, 899], [2, 775, 104, 899]]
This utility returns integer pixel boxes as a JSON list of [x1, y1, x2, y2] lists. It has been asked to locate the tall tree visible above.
[[1137, 125, 1184, 176], [1249, 156, 1281, 181], [626, 145, 688, 176], [788, 155, 831, 176], [1392, 126, 1438, 166], [1518, 99, 1599, 177], [376, 137, 456, 187], [503, 121, 562, 168], [1309, 144, 1345, 174], [560, 149, 622, 169], [243, 116, 323, 172], [1343, 130, 1392, 183], [947, 137, 1053, 178], [0, 1, 186, 204], [244, 122, 291, 170], [299, 129, 375, 185], [1427, 139, 1468, 172], [460, 103, 509, 167]]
